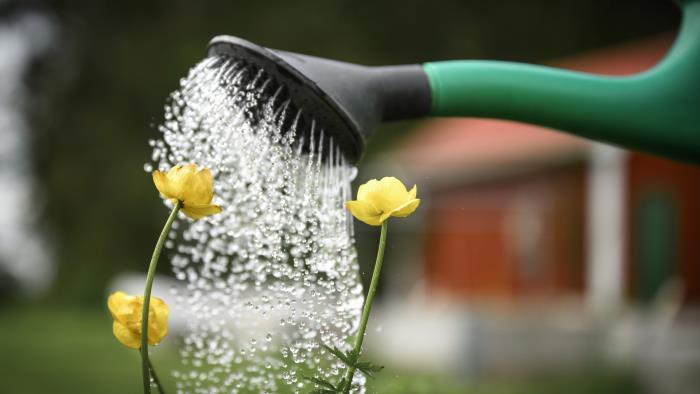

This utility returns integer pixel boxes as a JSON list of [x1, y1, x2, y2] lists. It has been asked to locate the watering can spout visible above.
[[425, 0, 700, 164]]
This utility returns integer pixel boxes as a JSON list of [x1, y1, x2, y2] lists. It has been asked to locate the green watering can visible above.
[[208, 0, 700, 164]]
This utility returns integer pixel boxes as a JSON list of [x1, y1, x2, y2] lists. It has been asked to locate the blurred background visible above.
[[1, 0, 698, 393]]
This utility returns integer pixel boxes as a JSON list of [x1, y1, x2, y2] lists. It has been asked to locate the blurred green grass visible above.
[[0, 305, 640, 394]]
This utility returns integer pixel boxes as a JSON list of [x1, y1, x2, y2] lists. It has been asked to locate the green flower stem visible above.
[[342, 220, 388, 393], [148, 357, 166, 394], [141, 201, 181, 394]]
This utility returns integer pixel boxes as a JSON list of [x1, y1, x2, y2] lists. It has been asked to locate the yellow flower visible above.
[[346, 177, 420, 226], [152, 163, 222, 219], [107, 291, 169, 349]]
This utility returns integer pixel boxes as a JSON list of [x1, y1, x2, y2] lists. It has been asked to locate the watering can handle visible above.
[[423, 0, 700, 164]]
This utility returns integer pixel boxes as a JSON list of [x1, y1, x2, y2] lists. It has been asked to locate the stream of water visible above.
[[149, 55, 365, 393]]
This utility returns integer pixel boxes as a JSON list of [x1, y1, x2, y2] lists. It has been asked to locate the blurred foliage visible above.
[[0, 305, 642, 394], [19, 0, 679, 302]]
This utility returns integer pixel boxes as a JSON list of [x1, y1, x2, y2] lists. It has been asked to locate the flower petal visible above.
[[182, 167, 214, 205], [346, 200, 383, 226], [165, 164, 195, 201], [165, 165, 185, 198], [391, 198, 421, 218], [166, 164, 182, 178], [362, 177, 411, 215], [379, 211, 393, 223], [148, 297, 170, 345], [108, 291, 137, 325], [182, 203, 222, 220], [107, 291, 126, 317], [380, 176, 409, 196], [357, 179, 380, 202], [152, 171, 175, 200], [408, 184, 417, 200], [112, 321, 141, 349]]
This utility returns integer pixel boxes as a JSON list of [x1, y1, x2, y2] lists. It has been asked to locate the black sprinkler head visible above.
[[207, 35, 431, 164]]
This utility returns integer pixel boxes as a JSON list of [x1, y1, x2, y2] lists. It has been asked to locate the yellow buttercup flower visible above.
[[107, 291, 169, 349], [152, 163, 222, 219], [346, 177, 420, 226]]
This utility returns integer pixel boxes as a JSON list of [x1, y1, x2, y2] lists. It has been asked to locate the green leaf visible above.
[[302, 375, 337, 391], [356, 361, 384, 372], [322, 344, 351, 366], [336, 378, 349, 392], [356, 361, 385, 379], [346, 349, 359, 365]]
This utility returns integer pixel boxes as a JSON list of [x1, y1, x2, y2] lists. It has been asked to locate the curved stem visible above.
[[141, 201, 181, 394], [342, 220, 388, 393], [148, 357, 167, 394]]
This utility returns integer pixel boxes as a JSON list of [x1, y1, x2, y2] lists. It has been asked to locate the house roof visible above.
[[392, 33, 674, 179]]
